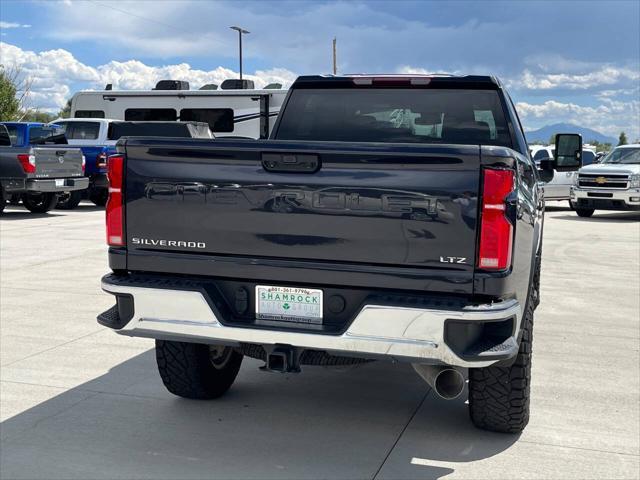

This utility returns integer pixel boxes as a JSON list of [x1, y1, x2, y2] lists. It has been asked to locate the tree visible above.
[[0, 65, 32, 121], [20, 110, 56, 123], [590, 140, 612, 153], [0, 66, 20, 121], [618, 132, 628, 146], [548, 134, 557, 145], [57, 99, 72, 119]]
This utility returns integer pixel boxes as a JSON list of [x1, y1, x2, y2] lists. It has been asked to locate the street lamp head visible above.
[[230, 26, 250, 34]]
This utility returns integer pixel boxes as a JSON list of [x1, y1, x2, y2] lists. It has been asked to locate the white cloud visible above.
[[516, 99, 640, 139], [0, 21, 32, 29], [95, 60, 296, 91], [0, 42, 296, 111], [397, 65, 464, 76], [513, 66, 640, 90], [1, 40, 637, 139]]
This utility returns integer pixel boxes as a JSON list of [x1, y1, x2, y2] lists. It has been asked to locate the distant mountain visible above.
[[525, 123, 616, 145]]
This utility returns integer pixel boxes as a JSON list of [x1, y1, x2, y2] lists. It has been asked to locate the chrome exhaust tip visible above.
[[412, 364, 465, 400]]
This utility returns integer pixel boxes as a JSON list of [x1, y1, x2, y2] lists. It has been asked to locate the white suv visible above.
[[571, 144, 640, 217]]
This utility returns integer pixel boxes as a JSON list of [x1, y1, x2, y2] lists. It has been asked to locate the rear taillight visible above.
[[17, 154, 36, 174], [106, 155, 124, 246], [478, 168, 515, 271], [82, 155, 86, 173]]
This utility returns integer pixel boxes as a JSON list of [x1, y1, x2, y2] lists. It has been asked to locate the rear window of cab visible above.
[[276, 88, 512, 147]]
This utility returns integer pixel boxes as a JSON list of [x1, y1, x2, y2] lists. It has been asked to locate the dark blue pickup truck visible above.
[[98, 74, 582, 433]]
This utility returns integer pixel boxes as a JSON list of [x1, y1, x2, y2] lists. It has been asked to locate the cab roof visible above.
[[292, 74, 502, 89]]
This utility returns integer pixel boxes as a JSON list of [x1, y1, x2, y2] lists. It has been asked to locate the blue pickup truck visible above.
[[50, 119, 216, 209], [50, 118, 115, 208]]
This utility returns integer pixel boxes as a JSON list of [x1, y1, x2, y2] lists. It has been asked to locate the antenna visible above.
[[332, 37, 337, 75]]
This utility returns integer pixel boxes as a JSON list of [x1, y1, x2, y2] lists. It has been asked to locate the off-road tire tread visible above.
[[532, 254, 541, 309], [468, 293, 533, 433], [155, 340, 243, 399]]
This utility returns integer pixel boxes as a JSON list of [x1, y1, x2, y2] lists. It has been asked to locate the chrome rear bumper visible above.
[[26, 177, 89, 193], [101, 276, 522, 368]]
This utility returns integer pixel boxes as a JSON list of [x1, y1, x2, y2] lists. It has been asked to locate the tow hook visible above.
[[260, 346, 301, 373]]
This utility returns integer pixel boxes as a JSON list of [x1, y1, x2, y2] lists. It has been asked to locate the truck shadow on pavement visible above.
[[1, 350, 518, 480], [1, 203, 103, 220], [554, 211, 640, 222], [0, 210, 68, 220]]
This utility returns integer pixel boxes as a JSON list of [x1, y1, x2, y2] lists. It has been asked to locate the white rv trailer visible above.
[[69, 88, 288, 139]]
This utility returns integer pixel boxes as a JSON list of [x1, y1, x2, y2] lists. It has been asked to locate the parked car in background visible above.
[[0, 123, 88, 214], [51, 119, 214, 209], [531, 145, 596, 204], [98, 73, 583, 433], [571, 144, 640, 217]]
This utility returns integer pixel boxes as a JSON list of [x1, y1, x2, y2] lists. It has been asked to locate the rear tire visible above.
[[22, 192, 58, 214], [89, 188, 108, 207], [155, 341, 243, 399], [468, 290, 534, 433], [56, 191, 83, 210], [576, 208, 594, 218]]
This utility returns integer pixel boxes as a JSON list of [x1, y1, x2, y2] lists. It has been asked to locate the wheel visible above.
[[155, 341, 243, 399], [22, 192, 58, 213], [576, 208, 594, 218], [56, 191, 83, 210], [468, 289, 534, 433], [89, 188, 108, 207]]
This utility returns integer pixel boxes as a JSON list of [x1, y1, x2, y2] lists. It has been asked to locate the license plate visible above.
[[256, 285, 323, 324], [55, 179, 65, 187]]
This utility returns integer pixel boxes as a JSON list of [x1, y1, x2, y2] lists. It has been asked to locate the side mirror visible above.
[[554, 133, 582, 171]]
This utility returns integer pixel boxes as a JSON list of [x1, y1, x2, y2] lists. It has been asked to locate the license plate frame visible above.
[[255, 285, 323, 324]]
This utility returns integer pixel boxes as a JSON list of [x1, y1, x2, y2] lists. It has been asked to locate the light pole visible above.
[[230, 26, 250, 80]]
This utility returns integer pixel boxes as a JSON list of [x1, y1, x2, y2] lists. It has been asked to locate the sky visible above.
[[1, 0, 639, 139]]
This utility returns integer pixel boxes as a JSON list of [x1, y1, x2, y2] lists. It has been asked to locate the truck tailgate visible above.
[[123, 139, 481, 290], [33, 147, 84, 178]]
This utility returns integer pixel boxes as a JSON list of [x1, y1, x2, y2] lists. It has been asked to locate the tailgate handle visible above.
[[262, 153, 320, 173]]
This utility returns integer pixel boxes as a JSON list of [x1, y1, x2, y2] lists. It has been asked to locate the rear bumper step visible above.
[[26, 177, 89, 193], [100, 273, 522, 368]]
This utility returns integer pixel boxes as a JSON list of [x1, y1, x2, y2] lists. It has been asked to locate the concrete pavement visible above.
[[1, 203, 639, 479]]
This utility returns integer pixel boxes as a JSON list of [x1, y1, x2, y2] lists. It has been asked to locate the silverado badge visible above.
[[595, 176, 607, 184]]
